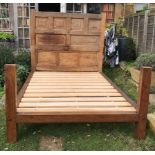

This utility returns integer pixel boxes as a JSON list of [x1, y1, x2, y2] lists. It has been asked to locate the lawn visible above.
[[0, 66, 155, 151], [0, 86, 4, 99]]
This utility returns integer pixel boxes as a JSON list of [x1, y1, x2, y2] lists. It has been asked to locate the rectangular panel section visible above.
[[36, 34, 66, 50], [59, 52, 79, 67], [88, 19, 100, 33], [70, 35, 99, 51], [36, 17, 48, 31], [70, 18, 84, 32], [80, 52, 98, 67], [38, 51, 57, 66], [53, 17, 67, 32]]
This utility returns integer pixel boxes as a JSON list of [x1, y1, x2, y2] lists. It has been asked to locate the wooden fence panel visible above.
[[125, 11, 155, 55]]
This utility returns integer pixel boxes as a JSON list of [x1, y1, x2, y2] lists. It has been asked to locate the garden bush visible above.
[[0, 46, 31, 87], [0, 45, 15, 86], [16, 65, 29, 89], [15, 51, 31, 71], [134, 53, 155, 71]]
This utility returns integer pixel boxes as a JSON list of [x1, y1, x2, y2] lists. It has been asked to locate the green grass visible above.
[[0, 86, 4, 99], [103, 65, 137, 101], [0, 66, 155, 151]]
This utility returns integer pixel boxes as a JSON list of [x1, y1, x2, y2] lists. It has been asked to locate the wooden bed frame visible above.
[[5, 10, 152, 143]]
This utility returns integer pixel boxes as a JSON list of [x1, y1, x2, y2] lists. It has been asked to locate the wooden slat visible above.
[[25, 88, 118, 93], [31, 78, 105, 81], [19, 101, 132, 108], [28, 83, 112, 86], [23, 92, 122, 97], [17, 107, 136, 115], [21, 96, 127, 102], [17, 71, 34, 105], [27, 85, 114, 89]]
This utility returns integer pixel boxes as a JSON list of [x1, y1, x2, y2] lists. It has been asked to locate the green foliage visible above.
[[0, 47, 31, 87], [16, 65, 29, 87], [0, 32, 16, 41], [0, 86, 3, 98], [15, 51, 31, 71], [106, 19, 129, 37], [134, 53, 155, 71], [0, 45, 15, 86], [124, 37, 136, 61], [150, 86, 155, 94], [116, 18, 128, 37]]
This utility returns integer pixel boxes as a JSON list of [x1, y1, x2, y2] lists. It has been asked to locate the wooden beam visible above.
[[30, 9, 36, 71], [134, 67, 152, 139], [98, 12, 106, 72], [5, 64, 17, 143], [16, 114, 138, 123]]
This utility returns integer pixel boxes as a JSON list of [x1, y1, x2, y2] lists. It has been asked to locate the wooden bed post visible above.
[[30, 9, 36, 71], [99, 12, 106, 72], [134, 67, 152, 139], [5, 64, 17, 143]]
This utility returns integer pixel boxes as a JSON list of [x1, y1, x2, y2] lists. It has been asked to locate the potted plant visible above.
[[0, 32, 16, 48]]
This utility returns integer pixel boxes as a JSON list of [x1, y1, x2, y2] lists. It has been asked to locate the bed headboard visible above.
[[30, 10, 106, 71]]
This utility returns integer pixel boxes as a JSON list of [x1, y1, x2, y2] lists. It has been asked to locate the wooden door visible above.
[[30, 11, 105, 71]]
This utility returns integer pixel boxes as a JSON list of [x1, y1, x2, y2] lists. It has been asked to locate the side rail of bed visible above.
[[4, 64, 152, 143]]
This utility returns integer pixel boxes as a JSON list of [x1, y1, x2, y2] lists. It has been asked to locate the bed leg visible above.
[[134, 67, 152, 139], [5, 64, 17, 143]]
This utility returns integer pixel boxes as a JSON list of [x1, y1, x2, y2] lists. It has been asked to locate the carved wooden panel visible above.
[[70, 18, 84, 32], [88, 19, 100, 33], [36, 17, 48, 31], [38, 51, 57, 66], [70, 35, 99, 51], [31, 11, 105, 71], [59, 53, 79, 67], [80, 52, 98, 66]]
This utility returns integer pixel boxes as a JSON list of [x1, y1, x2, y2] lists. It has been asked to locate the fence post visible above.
[[136, 15, 140, 55], [134, 67, 152, 139], [5, 64, 17, 143], [151, 15, 155, 53], [143, 10, 149, 53], [132, 16, 134, 38]]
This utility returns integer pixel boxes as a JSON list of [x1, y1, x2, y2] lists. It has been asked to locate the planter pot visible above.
[[0, 40, 16, 49], [129, 67, 155, 87]]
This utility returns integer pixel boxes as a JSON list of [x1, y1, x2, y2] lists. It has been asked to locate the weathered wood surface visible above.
[[134, 67, 152, 139], [5, 64, 17, 143], [17, 72, 136, 116], [30, 11, 106, 71]]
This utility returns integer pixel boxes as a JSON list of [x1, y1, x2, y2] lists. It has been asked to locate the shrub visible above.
[[0, 45, 15, 86], [16, 65, 29, 88], [134, 53, 155, 71], [15, 51, 31, 71], [124, 37, 136, 61], [0, 32, 16, 41]]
